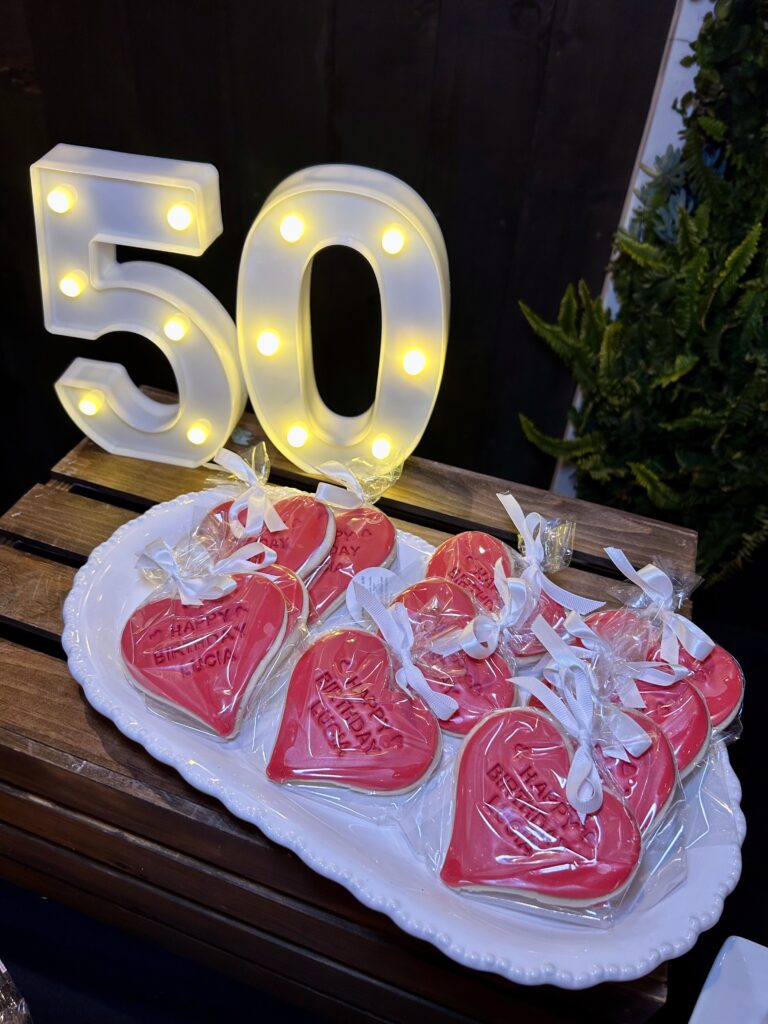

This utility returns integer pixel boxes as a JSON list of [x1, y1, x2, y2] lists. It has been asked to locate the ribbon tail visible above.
[[396, 665, 458, 721], [538, 573, 604, 615], [671, 612, 715, 661], [566, 746, 603, 823]]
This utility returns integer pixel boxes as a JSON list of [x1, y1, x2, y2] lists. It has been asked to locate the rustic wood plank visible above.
[[0, 481, 450, 558], [0, 543, 72, 639], [0, 641, 665, 1021]]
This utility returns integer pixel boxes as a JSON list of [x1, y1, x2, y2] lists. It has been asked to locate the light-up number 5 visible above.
[[31, 144, 245, 466], [238, 165, 449, 472]]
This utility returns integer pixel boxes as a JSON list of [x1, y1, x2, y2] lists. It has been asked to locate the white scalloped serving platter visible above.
[[62, 486, 746, 990]]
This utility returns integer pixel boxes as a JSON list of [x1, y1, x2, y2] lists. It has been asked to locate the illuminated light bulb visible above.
[[46, 186, 76, 214], [186, 421, 209, 446], [371, 436, 392, 460], [402, 349, 426, 376], [167, 203, 193, 231], [287, 424, 308, 448], [256, 330, 280, 356], [163, 315, 189, 342], [381, 228, 405, 255], [279, 214, 305, 243], [77, 391, 103, 417], [58, 271, 87, 298]]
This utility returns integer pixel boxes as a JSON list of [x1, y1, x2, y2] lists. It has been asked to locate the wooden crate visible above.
[[0, 398, 697, 1022]]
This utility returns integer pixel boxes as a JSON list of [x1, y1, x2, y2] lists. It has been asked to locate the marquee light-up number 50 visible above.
[[31, 145, 449, 474]]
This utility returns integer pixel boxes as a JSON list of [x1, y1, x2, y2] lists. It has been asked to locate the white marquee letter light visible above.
[[31, 144, 245, 466], [237, 165, 449, 474]]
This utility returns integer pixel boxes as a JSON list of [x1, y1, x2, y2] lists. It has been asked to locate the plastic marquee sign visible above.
[[31, 145, 449, 475]]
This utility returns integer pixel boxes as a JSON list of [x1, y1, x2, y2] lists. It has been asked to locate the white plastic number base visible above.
[[62, 488, 746, 990]]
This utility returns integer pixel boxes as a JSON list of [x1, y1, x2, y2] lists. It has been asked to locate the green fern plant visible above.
[[519, 0, 768, 581]]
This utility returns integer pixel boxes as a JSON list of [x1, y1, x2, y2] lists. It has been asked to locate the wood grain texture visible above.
[[0, 543, 72, 639], [52, 391, 698, 572]]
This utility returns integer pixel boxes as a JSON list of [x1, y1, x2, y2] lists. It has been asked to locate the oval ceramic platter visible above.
[[62, 486, 746, 990]]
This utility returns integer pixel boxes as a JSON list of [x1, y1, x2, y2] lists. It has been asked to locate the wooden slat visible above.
[[0, 543, 72, 639], [0, 639, 666, 1021], [0, 481, 449, 558], [52, 391, 697, 572]]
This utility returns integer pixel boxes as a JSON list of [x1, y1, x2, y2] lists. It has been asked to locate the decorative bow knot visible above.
[[496, 493, 605, 616], [205, 446, 287, 539], [137, 539, 277, 606], [604, 547, 715, 665], [563, 610, 690, 709], [315, 461, 367, 509], [351, 581, 459, 721]]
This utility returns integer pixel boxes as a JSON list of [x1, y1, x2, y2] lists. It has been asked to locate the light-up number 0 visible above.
[[31, 145, 449, 473]]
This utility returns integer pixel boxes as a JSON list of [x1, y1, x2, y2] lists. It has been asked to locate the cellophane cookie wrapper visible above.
[[253, 625, 444, 822], [119, 520, 302, 741], [303, 461, 402, 625], [601, 547, 745, 746]]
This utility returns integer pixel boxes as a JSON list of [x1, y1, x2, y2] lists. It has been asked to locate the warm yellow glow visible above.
[[371, 436, 392, 460], [58, 271, 87, 298], [287, 424, 308, 448], [186, 421, 209, 446], [163, 316, 189, 342], [402, 349, 426, 376], [280, 214, 305, 243], [46, 186, 76, 214], [167, 203, 193, 231], [256, 330, 280, 356], [77, 391, 103, 417], [381, 228, 405, 255]]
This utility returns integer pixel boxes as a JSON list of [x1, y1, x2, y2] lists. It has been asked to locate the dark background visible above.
[[0, 0, 676, 512]]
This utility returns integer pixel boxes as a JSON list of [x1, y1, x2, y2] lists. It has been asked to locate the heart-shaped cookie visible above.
[[426, 531, 564, 657], [121, 573, 287, 739], [267, 629, 440, 793], [648, 640, 744, 732], [596, 709, 677, 835], [391, 578, 516, 735], [199, 493, 335, 579], [307, 508, 397, 625], [440, 707, 641, 904]]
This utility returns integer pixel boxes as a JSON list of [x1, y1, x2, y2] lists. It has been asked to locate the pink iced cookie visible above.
[[441, 708, 641, 905], [307, 507, 397, 624], [392, 578, 516, 735], [597, 709, 678, 835], [649, 640, 744, 732], [633, 678, 710, 778], [121, 573, 287, 739], [199, 493, 335, 578], [267, 629, 440, 793]]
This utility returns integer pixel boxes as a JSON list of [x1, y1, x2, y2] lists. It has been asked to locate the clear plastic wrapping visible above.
[[120, 530, 308, 740], [0, 960, 31, 1024], [598, 547, 745, 744]]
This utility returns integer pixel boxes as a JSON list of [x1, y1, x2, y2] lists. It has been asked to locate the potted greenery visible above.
[[519, 0, 768, 581]]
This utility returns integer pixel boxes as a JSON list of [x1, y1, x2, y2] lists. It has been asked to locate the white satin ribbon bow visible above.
[[315, 461, 366, 509], [563, 610, 690, 709], [513, 616, 652, 820], [137, 539, 276, 606], [604, 547, 715, 664], [206, 447, 287, 539], [351, 581, 459, 721], [431, 558, 536, 659], [497, 493, 605, 616]]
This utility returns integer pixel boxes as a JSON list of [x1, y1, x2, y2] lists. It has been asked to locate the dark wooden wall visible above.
[[0, 0, 675, 510]]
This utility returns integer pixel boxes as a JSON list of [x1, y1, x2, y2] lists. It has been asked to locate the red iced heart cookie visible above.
[[427, 532, 512, 613], [199, 494, 335, 578], [261, 564, 308, 641], [267, 629, 440, 793], [307, 507, 397, 624], [632, 678, 710, 779], [440, 708, 641, 904], [649, 641, 744, 732], [121, 573, 287, 739], [596, 709, 677, 835], [426, 531, 564, 657], [391, 578, 516, 735]]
